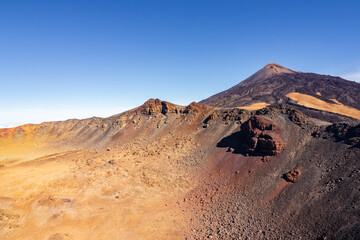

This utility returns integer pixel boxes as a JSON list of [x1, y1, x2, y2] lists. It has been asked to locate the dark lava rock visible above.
[[326, 123, 360, 147], [240, 116, 286, 156], [285, 108, 308, 126], [217, 116, 286, 156], [284, 169, 301, 183]]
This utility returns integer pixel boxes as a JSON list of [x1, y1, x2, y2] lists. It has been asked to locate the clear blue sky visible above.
[[1, 0, 360, 127]]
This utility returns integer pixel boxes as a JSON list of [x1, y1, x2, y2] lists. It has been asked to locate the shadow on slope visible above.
[[216, 131, 251, 155]]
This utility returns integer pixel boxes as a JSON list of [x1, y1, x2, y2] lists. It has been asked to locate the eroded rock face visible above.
[[136, 98, 179, 115], [240, 116, 285, 156], [182, 102, 208, 115], [134, 99, 212, 116]]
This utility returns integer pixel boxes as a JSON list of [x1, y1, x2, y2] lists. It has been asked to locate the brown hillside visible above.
[[0, 99, 359, 239]]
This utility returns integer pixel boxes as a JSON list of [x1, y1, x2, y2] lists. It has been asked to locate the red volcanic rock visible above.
[[134, 99, 212, 116], [284, 169, 301, 183], [161, 101, 179, 114], [182, 102, 209, 115], [241, 116, 285, 156], [137, 98, 179, 115], [138, 98, 161, 115]]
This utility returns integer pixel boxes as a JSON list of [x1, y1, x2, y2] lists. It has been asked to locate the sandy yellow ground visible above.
[[236, 102, 270, 110], [286, 92, 360, 120], [0, 130, 197, 240]]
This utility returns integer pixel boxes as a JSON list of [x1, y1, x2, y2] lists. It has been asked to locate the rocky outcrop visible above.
[[136, 98, 179, 115], [325, 123, 360, 147], [204, 109, 246, 124], [258, 106, 308, 126], [284, 169, 301, 183], [162, 101, 179, 114], [134, 99, 213, 116], [240, 116, 285, 156], [204, 113, 218, 123], [285, 108, 308, 126], [182, 102, 209, 115]]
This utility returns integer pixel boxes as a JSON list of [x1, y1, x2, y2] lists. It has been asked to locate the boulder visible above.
[[286, 108, 308, 126], [284, 169, 301, 183], [240, 116, 285, 156]]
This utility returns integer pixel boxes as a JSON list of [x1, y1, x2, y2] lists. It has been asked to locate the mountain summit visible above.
[[241, 63, 296, 85], [262, 62, 295, 73], [200, 63, 360, 121]]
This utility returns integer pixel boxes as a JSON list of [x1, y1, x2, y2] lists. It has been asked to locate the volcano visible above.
[[201, 63, 360, 122], [0, 64, 359, 239]]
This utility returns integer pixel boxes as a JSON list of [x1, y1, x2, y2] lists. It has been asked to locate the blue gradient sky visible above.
[[1, 0, 360, 127]]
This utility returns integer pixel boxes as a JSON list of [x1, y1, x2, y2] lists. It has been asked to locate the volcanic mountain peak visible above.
[[242, 63, 296, 85], [263, 62, 295, 73], [200, 63, 360, 122]]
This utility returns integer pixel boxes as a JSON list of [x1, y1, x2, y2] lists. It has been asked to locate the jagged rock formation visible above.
[[134, 98, 179, 115], [182, 101, 209, 115], [133, 98, 212, 116], [240, 116, 285, 156], [284, 169, 301, 183]]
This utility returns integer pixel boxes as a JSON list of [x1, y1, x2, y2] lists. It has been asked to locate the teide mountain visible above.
[[200, 63, 360, 122], [1, 66, 360, 239]]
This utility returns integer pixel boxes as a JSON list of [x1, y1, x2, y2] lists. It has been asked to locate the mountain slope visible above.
[[1, 64, 360, 239], [1, 101, 359, 239], [200, 63, 360, 121]]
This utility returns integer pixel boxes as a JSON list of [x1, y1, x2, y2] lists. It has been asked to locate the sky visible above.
[[1, 0, 360, 127]]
